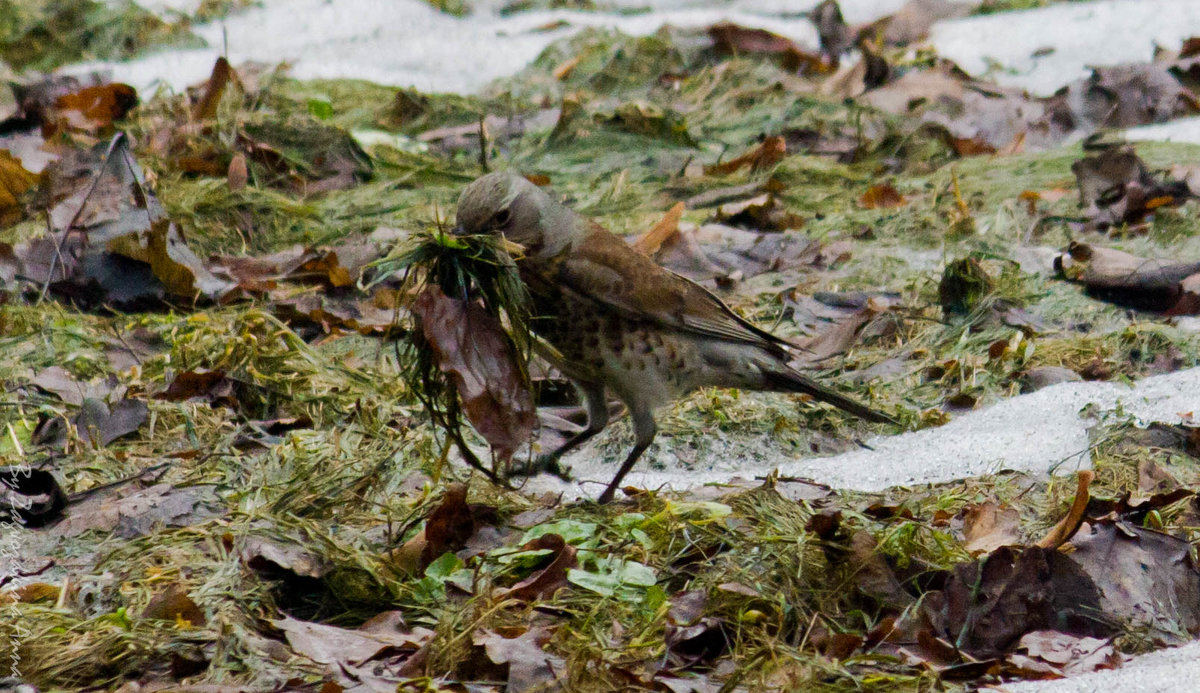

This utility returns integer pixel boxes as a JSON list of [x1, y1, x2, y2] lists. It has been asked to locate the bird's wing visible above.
[[554, 224, 792, 351]]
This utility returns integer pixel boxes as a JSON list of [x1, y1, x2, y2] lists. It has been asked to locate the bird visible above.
[[454, 171, 895, 503]]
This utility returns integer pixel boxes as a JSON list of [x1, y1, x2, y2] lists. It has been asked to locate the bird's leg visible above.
[[511, 381, 608, 481], [597, 405, 656, 504]]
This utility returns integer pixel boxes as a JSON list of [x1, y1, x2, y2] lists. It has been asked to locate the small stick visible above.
[[1036, 470, 1094, 549]]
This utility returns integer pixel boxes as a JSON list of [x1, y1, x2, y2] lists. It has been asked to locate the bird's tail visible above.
[[765, 368, 897, 425]]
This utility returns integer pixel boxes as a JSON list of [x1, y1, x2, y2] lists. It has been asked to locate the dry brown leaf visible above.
[[712, 193, 804, 231], [275, 614, 432, 692], [1036, 470, 1093, 549], [12, 583, 60, 603], [708, 23, 823, 74], [632, 201, 684, 255], [497, 533, 578, 602], [227, 152, 248, 191], [389, 483, 491, 575], [847, 530, 913, 608], [192, 57, 235, 121], [143, 583, 207, 626], [1054, 241, 1200, 314], [55, 482, 222, 538], [1070, 145, 1191, 229], [920, 545, 1113, 658], [74, 397, 149, 447], [961, 502, 1020, 555], [107, 217, 236, 301], [552, 56, 581, 80], [0, 150, 38, 226], [53, 83, 138, 134], [794, 305, 880, 364], [29, 366, 117, 406], [704, 136, 787, 176], [1008, 630, 1123, 677], [412, 287, 536, 463], [1068, 518, 1200, 643], [240, 536, 330, 580], [474, 626, 566, 693], [859, 182, 906, 209]]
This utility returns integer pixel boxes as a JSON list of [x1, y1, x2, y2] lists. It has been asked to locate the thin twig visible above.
[[39, 133, 127, 303]]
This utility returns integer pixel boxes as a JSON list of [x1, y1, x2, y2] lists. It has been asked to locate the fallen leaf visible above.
[[631, 202, 685, 256], [1070, 145, 1191, 229], [275, 614, 433, 692], [241, 536, 331, 580], [271, 290, 401, 336], [1007, 630, 1123, 677], [497, 533, 578, 602], [1036, 470, 1094, 550], [1138, 458, 1179, 495], [412, 287, 535, 464], [192, 57, 235, 121], [846, 530, 913, 609], [708, 22, 824, 74], [712, 194, 804, 232], [921, 545, 1114, 658], [56, 482, 223, 538], [227, 152, 248, 191], [704, 136, 786, 176], [390, 483, 494, 575], [0, 150, 39, 226], [664, 590, 728, 667], [142, 582, 207, 626], [474, 626, 566, 693], [1054, 241, 1200, 314], [1068, 518, 1200, 643], [107, 217, 236, 302], [794, 305, 880, 364], [29, 366, 118, 407], [157, 369, 238, 408], [961, 502, 1020, 555], [54, 83, 139, 134], [859, 182, 906, 209], [74, 397, 149, 447]]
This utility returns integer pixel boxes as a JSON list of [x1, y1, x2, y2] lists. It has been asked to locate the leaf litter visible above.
[[5, 2, 1200, 691]]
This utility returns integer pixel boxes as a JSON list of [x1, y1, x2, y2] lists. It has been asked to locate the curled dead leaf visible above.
[[859, 182, 906, 209], [412, 287, 535, 464]]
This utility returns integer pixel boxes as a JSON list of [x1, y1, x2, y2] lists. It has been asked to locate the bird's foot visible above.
[[509, 453, 573, 482]]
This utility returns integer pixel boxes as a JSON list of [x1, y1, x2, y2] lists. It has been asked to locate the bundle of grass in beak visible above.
[[377, 228, 535, 484]]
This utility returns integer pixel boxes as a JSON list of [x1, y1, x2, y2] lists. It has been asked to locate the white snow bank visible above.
[[1006, 640, 1200, 693], [86, 0, 1200, 144], [89, 0, 896, 97], [529, 365, 1200, 497], [932, 0, 1200, 97]]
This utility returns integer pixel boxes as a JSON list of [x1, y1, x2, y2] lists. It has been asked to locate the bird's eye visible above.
[[491, 208, 511, 228]]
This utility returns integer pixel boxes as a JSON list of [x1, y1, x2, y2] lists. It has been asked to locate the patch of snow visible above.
[[525, 366, 1200, 497], [1006, 640, 1200, 693], [1127, 116, 1200, 146], [931, 0, 1200, 97], [85, 0, 971, 96]]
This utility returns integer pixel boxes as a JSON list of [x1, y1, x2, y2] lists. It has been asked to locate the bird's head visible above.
[[454, 171, 566, 255]]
